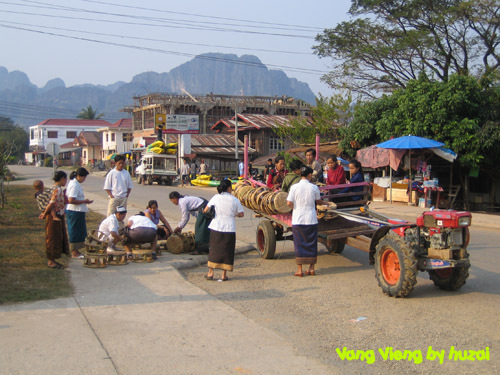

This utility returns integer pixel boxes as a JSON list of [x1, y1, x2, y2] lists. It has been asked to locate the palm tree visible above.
[[77, 105, 104, 120]]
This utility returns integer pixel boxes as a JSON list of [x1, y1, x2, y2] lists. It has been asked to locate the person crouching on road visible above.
[[98, 206, 127, 253], [286, 166, 325, 277], [144, 200, 174, 240], [203, 179, 244, 281], [169, 191, 212, 255], [122, 212, 158, 258]]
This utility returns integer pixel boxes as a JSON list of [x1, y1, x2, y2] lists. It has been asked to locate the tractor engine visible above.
[[415, 210, 471, 259]]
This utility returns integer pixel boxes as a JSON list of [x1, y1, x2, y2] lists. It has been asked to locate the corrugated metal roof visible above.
[[212, 114, 309, 132], [236, 114, 292, 129], [166, 134, 256, 155]]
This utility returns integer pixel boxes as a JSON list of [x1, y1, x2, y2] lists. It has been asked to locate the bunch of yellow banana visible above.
[[146, 141, 178, 154]]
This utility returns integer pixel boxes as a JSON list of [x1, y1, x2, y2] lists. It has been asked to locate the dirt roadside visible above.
[[183, 241, 499, 375]]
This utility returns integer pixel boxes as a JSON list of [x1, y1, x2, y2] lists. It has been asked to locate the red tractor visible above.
[[374, 209, 471, 297]]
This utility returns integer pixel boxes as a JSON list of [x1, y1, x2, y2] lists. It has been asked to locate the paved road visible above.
[[3, 165, 500, 374]]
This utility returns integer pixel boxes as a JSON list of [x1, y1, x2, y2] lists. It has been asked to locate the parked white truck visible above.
[[135, 153, 178, 185]]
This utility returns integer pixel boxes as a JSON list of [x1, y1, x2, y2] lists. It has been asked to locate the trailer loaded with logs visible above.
[[234, 180, 472, 298]]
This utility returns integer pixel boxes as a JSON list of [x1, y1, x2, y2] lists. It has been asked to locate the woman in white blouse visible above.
[[66, 168, 93, 258], [287, 166, 325, 277], [203, 179, 244, 281]]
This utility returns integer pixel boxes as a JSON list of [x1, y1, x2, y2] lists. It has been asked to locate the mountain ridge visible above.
[[0, 53, 316, 128]]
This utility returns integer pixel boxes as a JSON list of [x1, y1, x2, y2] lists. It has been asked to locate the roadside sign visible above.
[[164, 115, 199, 134], [46, 142, 60, 156], [155, 114, 166, 133]]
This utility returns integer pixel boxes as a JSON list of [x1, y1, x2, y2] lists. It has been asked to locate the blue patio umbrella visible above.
[[376, 135, 444, 150], [376, 136, 445, 204]]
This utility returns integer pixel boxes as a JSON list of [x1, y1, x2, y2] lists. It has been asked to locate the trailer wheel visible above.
[[375, 233, 417, 297], [327, 240, 345, 254], [428, 254, 470, 291], [256, 220, 276, 259]]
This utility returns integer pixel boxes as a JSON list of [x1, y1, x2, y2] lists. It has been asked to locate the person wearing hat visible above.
[[98, 206, 127, 252]]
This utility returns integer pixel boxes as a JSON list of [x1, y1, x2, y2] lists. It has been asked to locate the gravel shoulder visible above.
[[183, 241, 499, 374]]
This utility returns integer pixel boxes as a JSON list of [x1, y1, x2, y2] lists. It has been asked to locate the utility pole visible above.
[[234, 106, 239, 160]]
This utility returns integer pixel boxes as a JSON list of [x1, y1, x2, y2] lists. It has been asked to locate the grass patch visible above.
[[0, 185, 104, 305]]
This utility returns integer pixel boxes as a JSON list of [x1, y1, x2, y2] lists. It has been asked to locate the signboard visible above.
[[46, 142, 60, 156], [155, 114, 166, 133], [164, 115, 199, 134]]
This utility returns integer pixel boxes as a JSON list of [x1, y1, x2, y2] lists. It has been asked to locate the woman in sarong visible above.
[[286, 166, 325, 277], [39, 171, 70, 269], [203, 179, 244, 281], [66, 167, 93, 258]]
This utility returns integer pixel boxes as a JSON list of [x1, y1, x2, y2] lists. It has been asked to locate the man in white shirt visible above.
[[180, 159, 190, 187], [104, 154, 133, 217], [169, 191, 212, 254], [98, 206, 127, 252], [199, 159, 208, 175]]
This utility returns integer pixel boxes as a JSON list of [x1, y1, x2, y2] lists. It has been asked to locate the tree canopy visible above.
[[77, 105, 104, 120], [340, 74, 500, 174], [314, 0, 500, 96], [274, 93, 353, 145], [0, 116, 29, 162]]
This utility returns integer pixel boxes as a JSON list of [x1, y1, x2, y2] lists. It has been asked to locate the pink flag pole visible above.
[[315, 134, 320, 160], [244, 135, 249, 179]]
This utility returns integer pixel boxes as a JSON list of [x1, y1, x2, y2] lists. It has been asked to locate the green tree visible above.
[[77, 105, 104, 120], [274, 93, 354, 144], [341, 74, 500, 167], [0, 116, 29, 161], [314, 0, 500, 96]]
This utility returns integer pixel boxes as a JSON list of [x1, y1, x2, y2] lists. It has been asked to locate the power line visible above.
[[0, 20, 312, 55], [0, 4, 316, 38], [0, 23, 327, 75], [26, 0, 325, 31], [0, 101, 124, 123]]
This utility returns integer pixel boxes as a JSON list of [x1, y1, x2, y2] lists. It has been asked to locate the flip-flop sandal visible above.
[[221, 277, 229, 281], [48, 263, 63, 269], [204, 275, 214, 280]]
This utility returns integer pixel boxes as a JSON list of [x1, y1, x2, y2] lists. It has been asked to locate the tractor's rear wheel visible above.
[[428, 253, 470, 291], [256, 220, 276, 259], [375, 233, 417, 297], [327, 239, 345, 254]]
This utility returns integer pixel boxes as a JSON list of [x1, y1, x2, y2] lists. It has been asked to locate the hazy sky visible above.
[[0, 0, 353, 96]]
